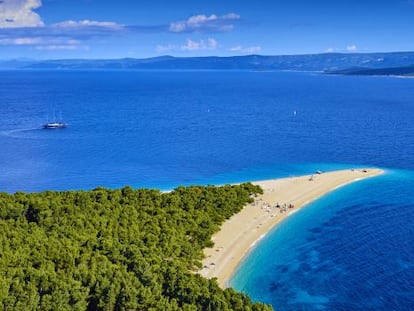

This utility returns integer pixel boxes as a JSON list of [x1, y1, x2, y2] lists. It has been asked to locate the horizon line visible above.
[[2, 50, 414, 62]]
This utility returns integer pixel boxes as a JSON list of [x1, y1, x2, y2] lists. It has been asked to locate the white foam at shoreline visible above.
[[250, 234, 266, 248], [288, 209, 299, 216]]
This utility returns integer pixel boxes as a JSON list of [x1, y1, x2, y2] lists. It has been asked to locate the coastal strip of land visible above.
[[198, 168, 384, 288]]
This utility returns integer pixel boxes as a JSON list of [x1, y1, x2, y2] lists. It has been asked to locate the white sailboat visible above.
[[43, 111, 67, 129]]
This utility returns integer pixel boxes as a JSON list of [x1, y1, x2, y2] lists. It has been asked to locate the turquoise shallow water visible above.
[[1, 70, 413, 309], [230, 169, 414, 310]]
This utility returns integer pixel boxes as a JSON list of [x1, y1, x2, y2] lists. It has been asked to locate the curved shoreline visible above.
[[198, 168, 384, 288]]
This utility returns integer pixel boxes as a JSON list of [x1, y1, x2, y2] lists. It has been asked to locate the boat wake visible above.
[[1, 127, 48, 139]]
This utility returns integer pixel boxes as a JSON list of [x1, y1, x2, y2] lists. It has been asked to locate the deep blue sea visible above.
[[1, 70, 413, 310]]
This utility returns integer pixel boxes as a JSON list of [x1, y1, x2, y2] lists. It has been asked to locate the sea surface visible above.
[[1, 70, 413, 310]]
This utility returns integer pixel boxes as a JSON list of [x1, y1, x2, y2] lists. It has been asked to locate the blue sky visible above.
[[0, 0, 413, 59]]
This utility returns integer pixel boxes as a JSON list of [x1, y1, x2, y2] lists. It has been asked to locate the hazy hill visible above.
[[1, 52, 414, 72]]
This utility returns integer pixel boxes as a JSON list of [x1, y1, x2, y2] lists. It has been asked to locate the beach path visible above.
[[198, 168, 383, 287]]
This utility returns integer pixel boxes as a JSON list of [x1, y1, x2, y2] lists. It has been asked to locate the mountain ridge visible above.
[[2, 51, 414, 72]]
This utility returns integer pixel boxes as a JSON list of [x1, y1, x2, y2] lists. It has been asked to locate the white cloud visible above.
[[325, 46, 359, 53], [229, 46, 241, 51], [157, 38, 219, 53], [170, 14, 217, 32], [53, 20, 123, 30], [35, 44, 81, 51], [346, 44, 358, 51], [0, 37, 40, 45], [207, 38, 218, 49], [169, 22, 185, 33], [229, 45, 261, 53], [0, 0, 44, 28], [0, 1, 121, 31], [181, 39, 202, 51], [0, 35, 84, 52], [222, 13, 240, 20], [187, 14, 217, 25], [181, 38, 218, 51], [0, 36, 80, 46], [34, 37, 85, 51], [0, 19, 126, 47], [169, 13, 240, 33], [156, 44, 176, 53]]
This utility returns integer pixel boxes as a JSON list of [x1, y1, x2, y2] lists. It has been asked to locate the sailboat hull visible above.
[[43, 122, 67, 129]]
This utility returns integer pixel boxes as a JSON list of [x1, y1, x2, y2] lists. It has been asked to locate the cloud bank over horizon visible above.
[[1, 0, 410, 58], [0, 1, 248, 54]]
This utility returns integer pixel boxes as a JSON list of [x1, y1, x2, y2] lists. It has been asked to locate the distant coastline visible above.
[[325, 65, 414, 77], [2, 51, 414, 73], [198, 168, 384, 288]]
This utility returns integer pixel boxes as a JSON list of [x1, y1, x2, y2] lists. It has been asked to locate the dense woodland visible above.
[[0, 183, 273, 310]]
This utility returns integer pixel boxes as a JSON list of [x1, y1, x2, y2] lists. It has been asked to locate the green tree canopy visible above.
[[0, 183, 271, 310]]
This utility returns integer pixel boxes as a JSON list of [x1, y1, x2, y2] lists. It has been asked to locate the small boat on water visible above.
[[43, 110, 67, 129], [43, 122, 67, 129]]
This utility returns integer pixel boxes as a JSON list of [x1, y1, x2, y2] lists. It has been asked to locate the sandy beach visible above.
[[198, 168, 384, 288]]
